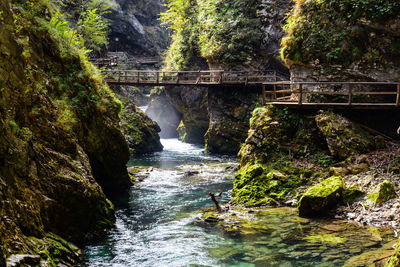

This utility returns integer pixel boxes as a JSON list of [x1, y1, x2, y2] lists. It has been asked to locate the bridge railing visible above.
[[89, 56, 118, 67], [101, 70, 287, 85], [262, 81, 400, 107]]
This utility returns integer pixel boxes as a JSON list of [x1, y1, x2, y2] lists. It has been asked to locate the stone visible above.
[[315, 111, 376, 160], [298, 176, 345, 217], [368, 180, 396, 205], [342, 187, 365, 204], [6, 254, 41, 267]]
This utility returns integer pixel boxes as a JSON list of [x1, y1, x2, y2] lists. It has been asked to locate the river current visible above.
[[84, 139, 395, 266]]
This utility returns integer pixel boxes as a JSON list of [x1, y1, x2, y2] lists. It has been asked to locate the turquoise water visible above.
[[83, 139, 395, 266]]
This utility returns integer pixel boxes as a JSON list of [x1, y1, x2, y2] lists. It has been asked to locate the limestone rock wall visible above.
[[107, 0, 168, 57], [0, 0, 131, 265]]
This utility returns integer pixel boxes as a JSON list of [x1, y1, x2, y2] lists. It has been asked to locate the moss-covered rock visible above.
[[315, 111, 377, 159], [120, 102, 163, 155], [385, 239, 400, 267], [0, 0, 134, 264], [368, 180, 396, 205], [343, 187, 365, 204], [232, 163, 314, 207], [232, 106, 336, 206], [298, 176, 344, 217], [281, 0, 400, 74]]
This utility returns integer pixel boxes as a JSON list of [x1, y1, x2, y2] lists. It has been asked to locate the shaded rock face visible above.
[[259, 0, 292, 72], [112, 86, 163, 154], [0, 0, 131, 264], [146, 91, 182, 138], [315, 111, 380, 160], [164, 86, 209, 144], [206, 85, 262, 154], [107, 0, 168, 57]]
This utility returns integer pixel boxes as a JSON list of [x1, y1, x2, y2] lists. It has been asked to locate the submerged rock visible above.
[[298, 176, 345, 217]]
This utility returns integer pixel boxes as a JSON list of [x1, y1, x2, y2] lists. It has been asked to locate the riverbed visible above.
[[83, 139, 395, 266]]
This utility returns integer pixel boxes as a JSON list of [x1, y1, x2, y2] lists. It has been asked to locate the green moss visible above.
[[298, 176, 344, 217], [281, 0, 400, 69], [343, 187, 365, 204], [385, 238, 400, 267], [305, 234, 344, 245], [28, 233, 81, 266], [368, 180, 396, 204], [233, 163, 312, 207]]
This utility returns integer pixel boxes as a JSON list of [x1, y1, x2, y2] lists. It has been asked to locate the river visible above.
[[83, 139, 395, 266]]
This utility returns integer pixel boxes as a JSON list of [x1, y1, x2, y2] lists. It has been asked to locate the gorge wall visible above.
[[159, 0, 292, 152], [108, 0, 168, 57], [0, 0, 146, 265], [281, 0, 400, 82]]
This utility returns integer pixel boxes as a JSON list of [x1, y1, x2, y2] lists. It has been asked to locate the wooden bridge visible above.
[[263, 81, 400, 109], [102, 69, 399, 109], [102, 70, 288, 86], [89, 56, 118, 68]]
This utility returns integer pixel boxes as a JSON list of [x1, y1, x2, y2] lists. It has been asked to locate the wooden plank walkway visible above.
[[262, 81, 400, 109], [101, 69, 399, 109], [102, 70, 288, 86], [89, 56, 118, 68]]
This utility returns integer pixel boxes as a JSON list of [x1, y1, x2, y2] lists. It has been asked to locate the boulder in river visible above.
[[298, 176, 345, 217]]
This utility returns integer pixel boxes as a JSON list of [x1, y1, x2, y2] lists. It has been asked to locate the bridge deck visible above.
[[102, 70, 400, 109], [102, 70, 288, 86]]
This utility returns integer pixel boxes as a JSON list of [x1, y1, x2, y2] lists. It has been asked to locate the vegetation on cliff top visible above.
[[281, 0, 400, 68], [56, 0, 114, 53], [161, 0, 263, 69]]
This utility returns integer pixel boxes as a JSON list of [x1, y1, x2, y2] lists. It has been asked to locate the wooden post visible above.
[[162, 72, 166, 83], [273, 84, 277, 100], [118, 71, 121, 82], [196, 71, 200, 84], [262, 85, 267, 105], [245, 74, 248, 86], [298, 84, 303, 105], [219, 71, 223, 84], [176, 72, 179, 84], [137, 71, 140, 83], [397, 84, 400, 106], [274, 71, 277, 82], [156, 72, 159, 84], [348, 84, 353, 105]]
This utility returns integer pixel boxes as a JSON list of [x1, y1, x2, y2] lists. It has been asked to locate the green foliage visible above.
[[281, 0, 400, 68], [161, 0, 263, 69], [56, 0, 114, 54]]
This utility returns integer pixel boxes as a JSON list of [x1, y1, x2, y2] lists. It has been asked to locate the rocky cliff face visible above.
[[107, 0, 168, 57], [281, 0, 400, 82], [112, 86, 163, 154], [0, 0, 132, 265], [205, 86, 262, 154], [158, 0, 291, 152], [146, 90, 182, 138], [164, 86, 209, 144]]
